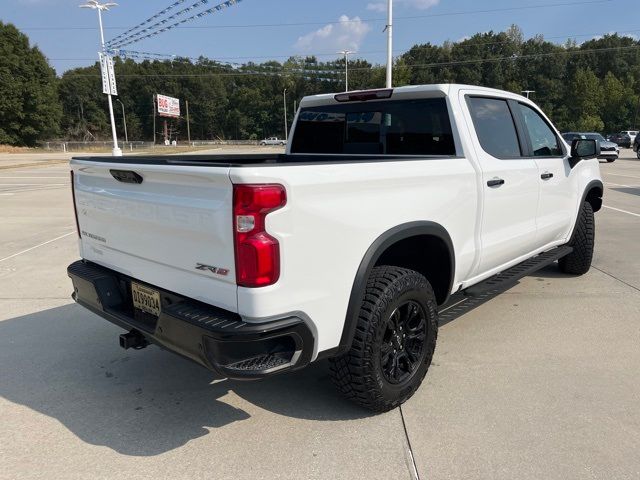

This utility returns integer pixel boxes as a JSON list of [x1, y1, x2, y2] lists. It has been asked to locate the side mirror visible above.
[[569, 138, 600, 168]]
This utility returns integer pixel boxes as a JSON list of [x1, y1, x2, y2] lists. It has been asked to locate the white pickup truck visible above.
[[259, 137, 287, 146], [68, 84, 603, 412]]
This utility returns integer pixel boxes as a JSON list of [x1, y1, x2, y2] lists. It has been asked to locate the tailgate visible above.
[[71, 159, 237, 312]]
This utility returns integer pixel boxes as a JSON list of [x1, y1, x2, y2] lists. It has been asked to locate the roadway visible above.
[[0, 150, 638, 479]]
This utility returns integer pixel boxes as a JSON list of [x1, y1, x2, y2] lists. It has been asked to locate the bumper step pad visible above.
[[225, 353, 292, 373]]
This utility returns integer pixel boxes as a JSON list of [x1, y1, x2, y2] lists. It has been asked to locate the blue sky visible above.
[[3, 0, 639, 74]]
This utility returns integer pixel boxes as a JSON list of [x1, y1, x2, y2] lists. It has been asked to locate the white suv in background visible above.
[[621, 130, 638, 145]]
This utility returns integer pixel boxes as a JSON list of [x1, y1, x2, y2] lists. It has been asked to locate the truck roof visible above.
[[299, 84, 531, 108]]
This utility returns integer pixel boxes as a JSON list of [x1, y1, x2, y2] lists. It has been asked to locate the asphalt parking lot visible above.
[[1, 150, 639, 480]]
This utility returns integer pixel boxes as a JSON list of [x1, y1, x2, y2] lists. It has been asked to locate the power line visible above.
[[104, 48, 342, 70], [60, 44, 640, 78], [354, 44, 640, 71], [47, 27, 640, 65], [20, 0, 614, 31]]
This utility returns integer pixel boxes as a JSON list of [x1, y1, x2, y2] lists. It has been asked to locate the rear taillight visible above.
[[233, 184, 286, 288], [70, 171, 81, 238]]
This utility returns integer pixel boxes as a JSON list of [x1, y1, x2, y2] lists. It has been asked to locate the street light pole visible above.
[[385, 0, 393, 88], [116, 98, 128, 143], [337, 50, 355, 92], [283, 88, 288, 142], [80, 1, 122, 156]]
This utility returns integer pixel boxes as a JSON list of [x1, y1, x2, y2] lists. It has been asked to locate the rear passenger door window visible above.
[[467, 97, 521, 158], [517, 104, 563, 157]]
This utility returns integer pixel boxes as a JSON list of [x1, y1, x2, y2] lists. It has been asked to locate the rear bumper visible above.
[[67, 260, 314, 379]]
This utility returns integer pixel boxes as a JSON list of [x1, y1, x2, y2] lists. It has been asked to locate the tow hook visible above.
[[119, 330, 149, 350]]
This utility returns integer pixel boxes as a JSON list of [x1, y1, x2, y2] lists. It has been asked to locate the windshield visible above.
[[584, 133, 605, 142], [290, 98, 455, 156]]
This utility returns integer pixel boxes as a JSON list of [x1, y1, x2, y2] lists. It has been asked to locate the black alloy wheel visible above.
[[380, 300, 428, 385], [329, 266, 438, 412]]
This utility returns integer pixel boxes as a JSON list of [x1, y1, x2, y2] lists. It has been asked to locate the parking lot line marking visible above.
[[605, 173, 640, 180], [0, 232, 75, 263], [439, 297, 468, 313], [0, 186, 67, 194], [603, 206, 640, 218], [0, 183, 66, 186], [605, 182, 636, 188], [0, 176, 68, 179]]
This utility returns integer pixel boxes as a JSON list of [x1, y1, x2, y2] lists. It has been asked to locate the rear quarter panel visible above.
[[231, 158, 478, 355]]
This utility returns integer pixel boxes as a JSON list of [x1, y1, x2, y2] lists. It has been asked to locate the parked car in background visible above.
[[260, 137, 287, 146], [562, 132, 618, 162], [607, 133, 631, 148], [633, 133, 640, 159], [621, 130, 638, 145]]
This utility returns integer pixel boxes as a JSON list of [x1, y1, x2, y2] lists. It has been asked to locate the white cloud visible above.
[[366, 3, 386, 12], [367, 0, 440, 12], [294, 15, 371, 53]]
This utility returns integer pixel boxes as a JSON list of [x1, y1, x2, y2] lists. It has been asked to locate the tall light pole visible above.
[[385, 0, 393, 88], [337, 50, 355, 92], [116, 98, 128, 143], [283, 88, 288, 142], [80, 1, 122, 156], [522, 90, 535, 99]]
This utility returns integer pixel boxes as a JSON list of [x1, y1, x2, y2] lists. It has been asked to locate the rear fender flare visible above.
[[334, 221, 455, 356]]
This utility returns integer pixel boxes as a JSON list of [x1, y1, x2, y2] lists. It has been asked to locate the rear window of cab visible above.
[[290, 98, 455, 156]]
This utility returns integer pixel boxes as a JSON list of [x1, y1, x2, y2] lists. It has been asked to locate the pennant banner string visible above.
[[108, 0, 243, 49]]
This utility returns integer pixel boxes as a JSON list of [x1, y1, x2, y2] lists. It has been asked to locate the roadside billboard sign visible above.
[[157, 94, 180, 118]]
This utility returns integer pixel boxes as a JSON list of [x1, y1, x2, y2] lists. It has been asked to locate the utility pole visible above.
[[116, 98, 128, 143], [522, 90, 535, 99], [283, 88, 288, 142], [80, 1, 122, 157], [152, 94, 156, 145], [385, 0, 393, 88], [186, 100, 191, 144], [337, 50, 355, 92]]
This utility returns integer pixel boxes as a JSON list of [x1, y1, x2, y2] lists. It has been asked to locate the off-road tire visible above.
[[607, 157, 616, 163], [559, 201, 594, 275], [329, 266, 438, 412]]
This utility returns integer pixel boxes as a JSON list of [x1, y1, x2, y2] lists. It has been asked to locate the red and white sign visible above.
[[157, 94, 180, 118]]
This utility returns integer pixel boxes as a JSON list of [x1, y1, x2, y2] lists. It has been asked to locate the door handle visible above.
[[487, 178, 505, 187], [540, 172, 554, 180]]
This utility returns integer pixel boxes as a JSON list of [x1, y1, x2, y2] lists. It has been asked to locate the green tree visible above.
[[0, 22, 61, 146], [568, 68, 604, 131], [52, 25, 640, 141]]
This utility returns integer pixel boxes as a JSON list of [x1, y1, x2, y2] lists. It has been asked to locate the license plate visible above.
[[131, 282, 161, 317]]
